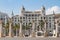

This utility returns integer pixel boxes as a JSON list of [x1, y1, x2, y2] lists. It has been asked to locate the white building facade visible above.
[[12, 6, 56, 36], [0, 6, 60, 35], [13, 6, 46, 30]]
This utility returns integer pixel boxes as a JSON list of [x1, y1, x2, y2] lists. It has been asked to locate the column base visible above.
[[9, 33, 14, 37], [0, 33, 3, 37], [44, 32, 48, 37], [19, 33, 24, 37], [55, 33, 59, 37], [31, 32, 36, 37]]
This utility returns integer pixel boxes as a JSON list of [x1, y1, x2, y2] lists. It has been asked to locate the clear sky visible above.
[[0, 0, 60, 16]]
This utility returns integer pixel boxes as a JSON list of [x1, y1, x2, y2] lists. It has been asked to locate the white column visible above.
[[0, 20, 2, 37], [53, 29, 56, 37], [55, 23, 58, 37], [4, 16, 7, 36], [32, 22, 35, 32], [19, 22, 23, 37], [9, 19, 12, 37], [44, 22, 47, 37], [31, 21, 36, 37]]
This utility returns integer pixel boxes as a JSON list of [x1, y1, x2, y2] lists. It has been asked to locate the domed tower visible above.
[[41, 6, 46, 16], [21, 6, 25, 13]]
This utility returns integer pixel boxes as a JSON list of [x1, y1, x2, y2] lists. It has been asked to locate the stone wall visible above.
[[0, 37, 60, 40]]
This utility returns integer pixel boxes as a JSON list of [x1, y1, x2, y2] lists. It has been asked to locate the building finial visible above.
[[42, 6, 45, 10], [11, 10, 14, 17], [41, 5, 46, 15], [21, 5, 25, 11], [21, 5, 25, 13], [53, 10, 55, 15]]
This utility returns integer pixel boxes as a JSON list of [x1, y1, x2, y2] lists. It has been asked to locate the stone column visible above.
[[19, 20, 23, 37], [55, 22, 58, 37], [0, 20, 2, 37], [53, 29, 56, 37], [44, 22, 47, 37], [9, 19, 12, 37], [31, 20, 36, 37], [4, 16, 7, 36], [54, 19, 59, 37]]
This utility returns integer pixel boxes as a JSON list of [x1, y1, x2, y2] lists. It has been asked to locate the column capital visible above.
[[9, 18, 12, 23]]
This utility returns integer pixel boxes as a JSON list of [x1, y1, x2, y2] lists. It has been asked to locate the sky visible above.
[[0, 0, 60, 17]]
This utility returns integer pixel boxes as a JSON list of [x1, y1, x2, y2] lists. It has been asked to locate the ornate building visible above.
[[0, 6, 60, 37]]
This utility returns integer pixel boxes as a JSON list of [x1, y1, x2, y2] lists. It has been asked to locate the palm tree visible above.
[[39, 20, 45, 31], [2, 22, 9, 37], [20, 22, 31, 37], [27, 22, 32, 36], [39, 20, 48, 37], [22, 24, 30, 31], [5, 21, 9, 36], [2, 22, 5, 37], [25, 23, 32, 30], [27, 22, 32, 30], [25, 22, 32, 37], [13, 24, 19, 36]]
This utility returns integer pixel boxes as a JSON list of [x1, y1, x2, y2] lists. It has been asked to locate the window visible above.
[[49, 23, 51, 28], [26, 14, 27, 16], [54, 25, 56, 29], [18, 20, 19, 22], [53, 17, 55, 19], [15, 20, 16, 22], [23, 17, 25, 19], [46, 23, 48, 29], [15, 23, 16, 25], [23, 23, 25, 24], [32, 17, 34, 19], [1, 18, 3, 20], [29, 20, 30, 21], [49, 17, 51, 19], [35, 14, 37, 16], [32, 14, 34, 16], [41, 17, 42, 19], [29, 17, 30, 19], [29, 14, 31, 16], [20, 17, 22, 19], [58, 23, 60, 26], [44, 17, 45, 19], [15, 18, 16, 19]]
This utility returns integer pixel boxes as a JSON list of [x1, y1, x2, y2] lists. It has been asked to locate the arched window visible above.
[[37, 32, 41, 36], [58, 23, 60, 26]]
